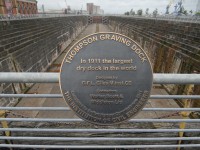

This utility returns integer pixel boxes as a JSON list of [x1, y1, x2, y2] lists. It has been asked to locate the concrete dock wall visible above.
[[0, 16, 88, 106], [108, 16, 200, 107]]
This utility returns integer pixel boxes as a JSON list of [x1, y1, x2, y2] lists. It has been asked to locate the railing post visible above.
[[0, 110, 13, 149], [177, 84, 193, 150]]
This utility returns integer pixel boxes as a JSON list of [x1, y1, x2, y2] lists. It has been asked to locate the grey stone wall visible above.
[[108, 16, 200, 73], [108, 16, 200, 107], [0, 16, 88, 106]]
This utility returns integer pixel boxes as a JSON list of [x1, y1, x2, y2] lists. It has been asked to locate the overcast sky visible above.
[[37, 0, 199, 14]]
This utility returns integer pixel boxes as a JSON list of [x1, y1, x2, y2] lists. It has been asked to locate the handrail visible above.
[[0, 94, 199, 99], [0, 14, 199, 23], [0, 73, 199, 84], [0, 72, 199, 148]]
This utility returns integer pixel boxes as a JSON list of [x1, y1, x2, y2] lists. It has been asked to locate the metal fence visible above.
[[0, 14, 85, 21], [111, 15, 200, 23], [0, 73, 200, 149], [1, 13, 200, 23]]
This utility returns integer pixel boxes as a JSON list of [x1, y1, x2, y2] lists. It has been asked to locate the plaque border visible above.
[[59, 32, 153, 125]]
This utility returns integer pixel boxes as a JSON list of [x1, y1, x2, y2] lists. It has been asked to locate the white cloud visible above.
[[37, 0, 198, 14]]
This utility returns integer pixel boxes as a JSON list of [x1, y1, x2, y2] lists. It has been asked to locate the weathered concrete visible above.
[[13, 24, 105, 119], [2, 16, 199, 108], [108, 16, 200, 108], [0, 16, 88, 106], [108, 16, 200, 72], [0, 17, 199, 148], [12, 24, 180, 122]]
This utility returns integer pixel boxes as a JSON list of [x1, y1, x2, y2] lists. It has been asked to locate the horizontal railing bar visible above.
[[154, 74, 200, 84], [0, 118, 200, 123], [0, 107, 71, 111], [150, 95, 200, 99], [0, 107, 199, 111], [1, 144, 200, 148], [1, 136, 200, 141], [143, 108, 200, 111], [0, 94, 200, 99], [0, 94, 62, 98], [0, 73, 200, 84], [0, 128, 200, 132], [0, 73, 58, 83]]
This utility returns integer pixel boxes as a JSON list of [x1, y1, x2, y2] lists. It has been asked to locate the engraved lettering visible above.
[[131, 44, 147, 63], [60, 33, 153, 125]]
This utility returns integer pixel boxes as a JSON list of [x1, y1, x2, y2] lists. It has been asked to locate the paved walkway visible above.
[[13, 23, 180, 120]]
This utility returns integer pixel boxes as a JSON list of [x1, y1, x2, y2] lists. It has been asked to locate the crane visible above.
[[174, 0, 185, 15], [64, 0, 68, 14], [166, 0, 174, 14]]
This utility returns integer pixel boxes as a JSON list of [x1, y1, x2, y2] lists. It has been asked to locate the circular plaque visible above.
[[60, 32, 153, 125]]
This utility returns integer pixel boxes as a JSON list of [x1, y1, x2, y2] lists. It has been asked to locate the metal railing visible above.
[[0, 72, 200, 149], [111, 15, 200, 23], [1, 13, 199, 23], [0, 14, 86, 21]]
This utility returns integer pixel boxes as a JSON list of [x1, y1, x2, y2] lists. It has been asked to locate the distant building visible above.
[[0, 0, 38, 15], [96, 6, 100, 14], [87, 3, 93, 15], [93, 5, 97, 14], [86, 3, 103, 15]]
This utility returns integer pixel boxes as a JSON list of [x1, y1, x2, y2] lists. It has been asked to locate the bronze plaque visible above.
[[60, 32, 153, 125]]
